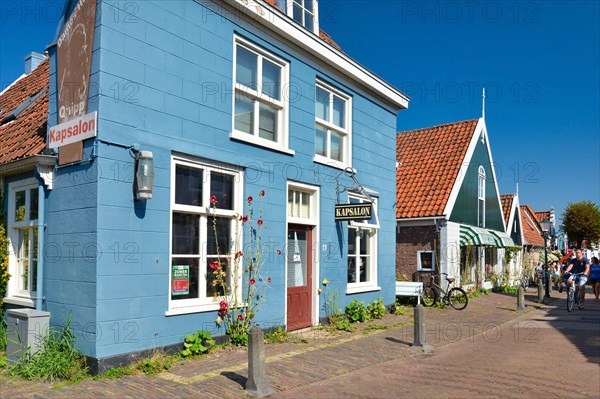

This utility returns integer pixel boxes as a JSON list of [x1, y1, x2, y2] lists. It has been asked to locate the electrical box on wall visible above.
[[6, 309, 51, 364]]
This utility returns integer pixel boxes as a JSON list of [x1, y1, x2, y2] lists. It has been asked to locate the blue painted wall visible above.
[[45, 0, 400, 360]]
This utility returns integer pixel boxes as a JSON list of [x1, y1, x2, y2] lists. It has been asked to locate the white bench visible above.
[[395, 281, 423, 305]]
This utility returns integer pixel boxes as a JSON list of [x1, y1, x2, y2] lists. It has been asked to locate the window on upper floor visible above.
[[232, 37, 290, 154], [287, 0, 319, 33], [478, 165, 485, 228], [314, 81, 351, 168]]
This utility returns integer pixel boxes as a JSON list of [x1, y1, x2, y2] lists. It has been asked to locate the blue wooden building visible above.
[[1, 0, 408, 371]]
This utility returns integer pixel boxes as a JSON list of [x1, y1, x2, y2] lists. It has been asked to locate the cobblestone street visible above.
[[1, 291, 598, 399]]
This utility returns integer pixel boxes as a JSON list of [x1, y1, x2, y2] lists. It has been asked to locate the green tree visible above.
[[561, 201, 600, 249]]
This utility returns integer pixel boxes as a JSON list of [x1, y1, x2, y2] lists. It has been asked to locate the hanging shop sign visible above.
[[334, 203, 372, 221], [55, 0, 97, 164], [171, 265, 190, 296], [48, 111, 97, 148]]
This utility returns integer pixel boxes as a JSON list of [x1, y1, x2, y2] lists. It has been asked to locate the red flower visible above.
[[276, 249, 282, 255], [257, 219, 263, 227], [249, 278, 256, 285], [238, 314, 244, 320], [218, 309, 228, 316], [210, 195, 218, 204], [219, 301, 228, 309], [235, 251, 243, 259], [209, 261, 220, 270], [267, 277, 272, 283], [247, 196, 253, 203], [239, 215, 248, 223], [260, 190, 265, 197]]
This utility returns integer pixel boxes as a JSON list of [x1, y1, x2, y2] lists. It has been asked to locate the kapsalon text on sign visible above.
[[48, 112, 97, 148]]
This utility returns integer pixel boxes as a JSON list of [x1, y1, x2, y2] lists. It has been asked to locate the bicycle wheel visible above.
[[422, 286, 437, 307], [567, 287, 574, 312], [448, 288, 469, 310]]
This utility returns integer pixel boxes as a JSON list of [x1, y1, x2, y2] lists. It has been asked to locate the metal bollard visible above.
[[517, 286, 526, 311], [245, 326, 275, 398], [412, 304, 433, 353]]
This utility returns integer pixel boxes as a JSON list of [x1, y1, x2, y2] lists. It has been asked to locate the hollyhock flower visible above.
[[249, 278, 256, 285], [216, 316, 223, 324], [210, 195, 218, 204], [240, 215, 248, 223], [267, 277, 272, 283], [322, 278, 329, 286], [247, 196, 253, 203], [209, 261, 220, 270], [238, 314, 244, 320], [257, 219, 263, 226], [235, 251, 243, 259], [276, 249, 282, 255], [219, 301, 228, 309], [259, 190, 265, 197]]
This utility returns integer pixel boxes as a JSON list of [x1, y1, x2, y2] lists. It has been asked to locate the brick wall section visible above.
[[396, 225, 438, 282]]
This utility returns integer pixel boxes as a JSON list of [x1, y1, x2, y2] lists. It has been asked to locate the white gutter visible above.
[[220, 0, 409, 110], [0, 155, 57, 177]]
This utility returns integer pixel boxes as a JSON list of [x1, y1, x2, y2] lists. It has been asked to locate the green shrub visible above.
[[94, 365, 136, 380], [229, 332, 248, 346], [136, 355, 172, 376], [264, 327, 289, 344], [0, 353, 6, 369], [345, 300, 370, 323], [0, 318, 7, 351], [328, 314, 355, 332], [181, 330, 215, 357], [393, 302, 405, 315], [9, 316, 88, 381], [367, 298, 386, 319]]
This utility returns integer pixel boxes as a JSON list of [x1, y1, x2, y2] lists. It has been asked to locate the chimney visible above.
[[24, 52, 46, 74]]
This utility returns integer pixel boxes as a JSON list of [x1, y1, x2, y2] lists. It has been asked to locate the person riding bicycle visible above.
[[563, 248, 590, 309]]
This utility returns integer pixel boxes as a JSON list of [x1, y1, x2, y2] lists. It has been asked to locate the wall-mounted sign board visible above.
[[335, 203, 372, 221]]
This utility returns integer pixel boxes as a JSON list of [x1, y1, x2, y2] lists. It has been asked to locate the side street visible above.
[[2, 290, 598, 398]]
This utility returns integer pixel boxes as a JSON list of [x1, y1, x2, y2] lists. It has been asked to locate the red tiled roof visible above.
[[396, 119, 479, 218], [520, 205, 545, 247], [0, 59, 49, 164], [263, 0, 342, 51], [534, 211, 550, 223], [500, 194, 514, 227]]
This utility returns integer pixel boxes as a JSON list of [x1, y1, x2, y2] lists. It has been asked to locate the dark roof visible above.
[[0, 59, 49, 164], [396, 119, 479, 218]]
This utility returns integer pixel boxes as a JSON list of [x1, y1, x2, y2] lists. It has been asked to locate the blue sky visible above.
[[1, 0, 598, 228]]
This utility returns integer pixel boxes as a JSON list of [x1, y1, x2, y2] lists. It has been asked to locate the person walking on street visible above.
[[563, 249, 590, 309], [589, 256, 600, 301]]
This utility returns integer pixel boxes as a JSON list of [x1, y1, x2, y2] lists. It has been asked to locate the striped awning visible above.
[[460, 225, 498, 246], [489, 230, 515, 247]]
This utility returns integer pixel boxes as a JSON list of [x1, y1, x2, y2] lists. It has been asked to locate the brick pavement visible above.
[[1, 290, 598, 399]]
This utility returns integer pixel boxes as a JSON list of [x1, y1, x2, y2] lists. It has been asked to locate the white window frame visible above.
[[230, 36, 293, 155], [417, 250, 435, 272], [166, 156, 244, 316], [286, 0, 319, 34], [5, 178, 39, 307], [478, 165, 486, 228], [346, 193, 379, 294], [314, 80, 352, 169]]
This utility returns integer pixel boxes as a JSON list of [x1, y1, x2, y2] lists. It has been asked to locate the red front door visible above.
[[286, 225, 312, 331]]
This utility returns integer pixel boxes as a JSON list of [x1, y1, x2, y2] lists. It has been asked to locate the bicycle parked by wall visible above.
[[567, 272, 585, 312], [422, 273, 469, 310]]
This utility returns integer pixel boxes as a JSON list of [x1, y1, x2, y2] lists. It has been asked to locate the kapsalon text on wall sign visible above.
[[48, 111, 97, 148], [334, 203, 372, 221]]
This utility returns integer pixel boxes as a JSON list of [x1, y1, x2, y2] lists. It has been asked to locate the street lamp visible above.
[[540, 218, 552, 299]]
